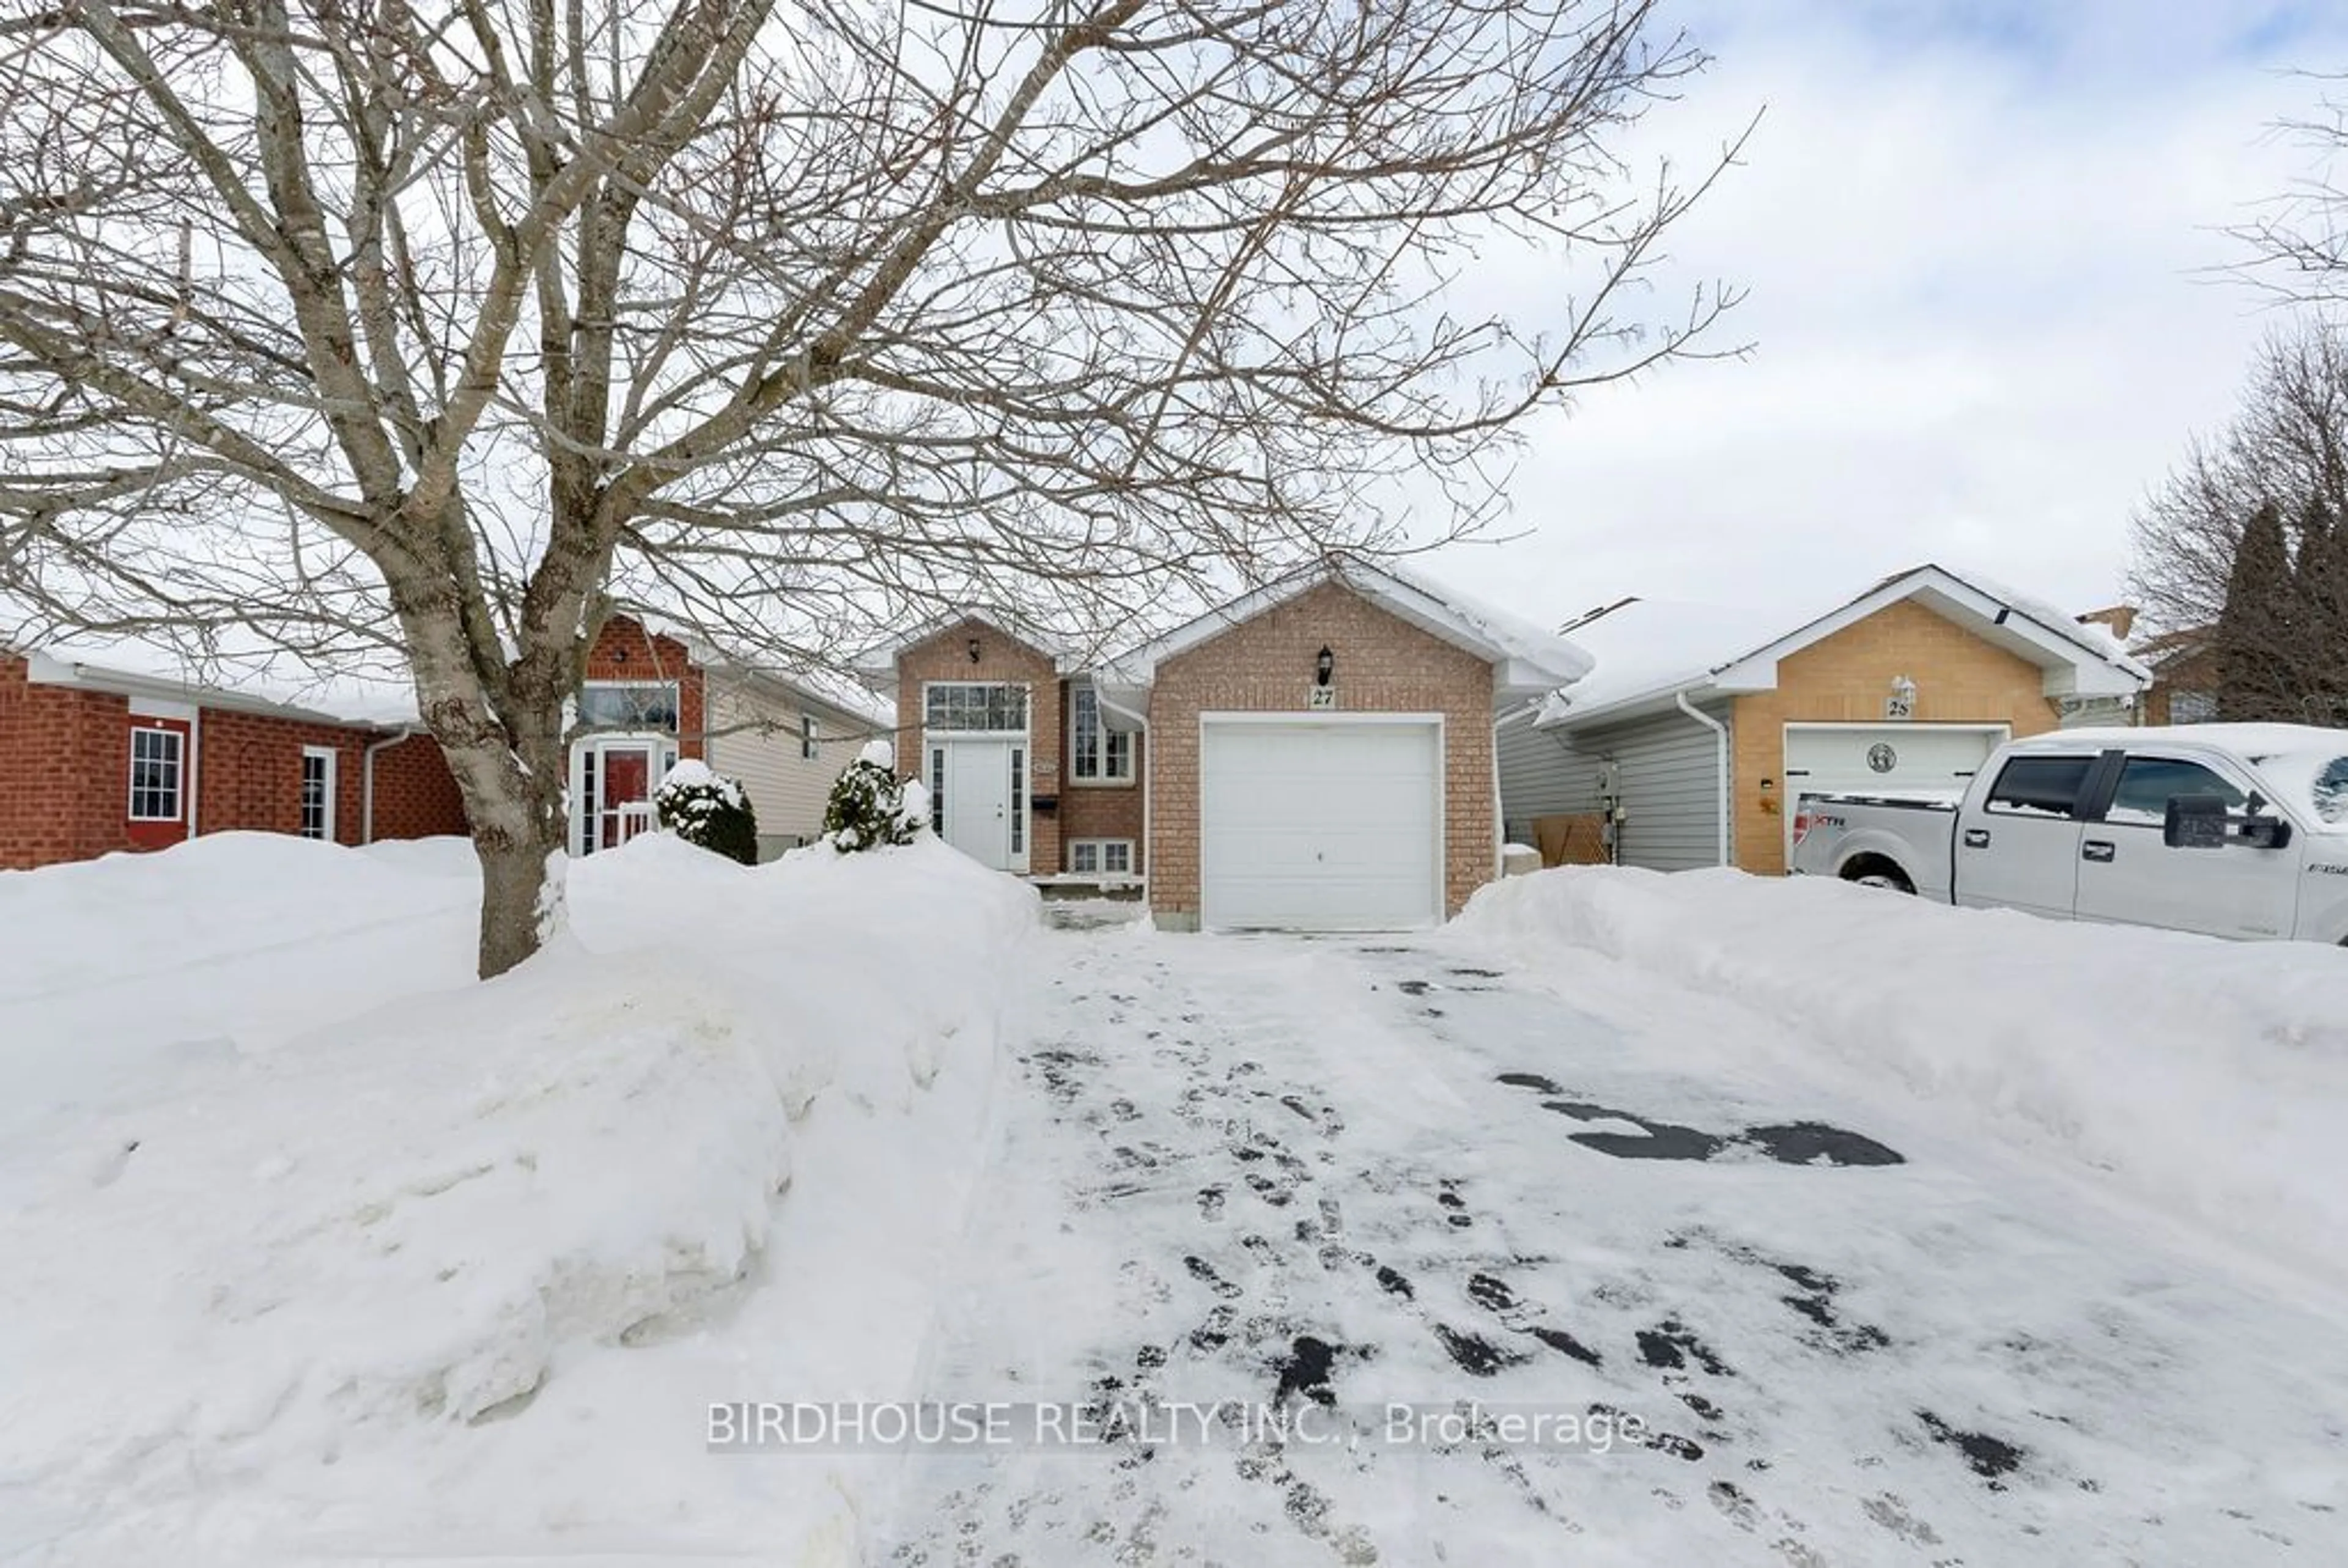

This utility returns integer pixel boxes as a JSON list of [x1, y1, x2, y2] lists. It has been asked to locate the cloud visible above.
[[1416, 1, 2348, 628]]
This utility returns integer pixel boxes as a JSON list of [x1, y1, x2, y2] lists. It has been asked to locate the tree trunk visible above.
[[454, 701, 575, 980], [474, 811, 570, 980]]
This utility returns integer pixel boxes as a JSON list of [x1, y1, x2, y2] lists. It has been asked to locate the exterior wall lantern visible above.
[[1886, 674, 1917, 720], [1315, 646, 1334, 687], [967, 636, 982, 664]]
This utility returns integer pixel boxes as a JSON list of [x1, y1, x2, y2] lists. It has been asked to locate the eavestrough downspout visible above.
[[1095, 685, 1150, 894], [1676, 690, 1730, 869], [362, 726, 423, 845]]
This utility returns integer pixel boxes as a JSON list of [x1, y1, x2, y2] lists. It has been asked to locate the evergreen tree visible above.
[[2294, 498, 2348, 725], [822, 744, 924, 852], [655, 764, 761, 866], [2216, 501, 2299, 721]]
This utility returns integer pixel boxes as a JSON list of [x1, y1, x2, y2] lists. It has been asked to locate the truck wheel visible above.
[[1841, 858, 1915, 896]]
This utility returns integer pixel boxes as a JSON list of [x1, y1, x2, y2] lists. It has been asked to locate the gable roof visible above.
[[1535, 563, 2153, 732], [851, 605, 1075, 683], [1096, 554, 1593, 705]]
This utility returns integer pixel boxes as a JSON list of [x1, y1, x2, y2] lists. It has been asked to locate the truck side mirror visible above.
[[2163, 794, 2229, 849], [2239, 814, 2294, 850]]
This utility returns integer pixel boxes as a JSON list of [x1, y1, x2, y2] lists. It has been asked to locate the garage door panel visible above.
[[1782, 724, 2006, 861], [1201, 720, 1441, 931]]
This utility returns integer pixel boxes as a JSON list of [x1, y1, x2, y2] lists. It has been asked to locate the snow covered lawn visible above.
[[1456, 866, 2348, 1288], [0, 832, 1035, 1564], [6, 846, 2346, 1564]]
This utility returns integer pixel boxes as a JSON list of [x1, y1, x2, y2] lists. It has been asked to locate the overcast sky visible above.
[[1419, 0, 2348, 634]]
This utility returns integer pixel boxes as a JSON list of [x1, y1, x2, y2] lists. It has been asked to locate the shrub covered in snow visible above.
[[823, 739, 925, 852], [655, 759, 759, 864]]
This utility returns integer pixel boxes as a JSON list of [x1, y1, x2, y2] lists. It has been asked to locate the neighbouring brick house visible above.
[[859, 556, 1590, 930], [2, 615, 885, 872], [0, 647, 465, 870], [1500, 564, 2154, 876]]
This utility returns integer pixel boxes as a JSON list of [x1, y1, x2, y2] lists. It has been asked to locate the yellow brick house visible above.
[[1499, 565, 2153, 875]]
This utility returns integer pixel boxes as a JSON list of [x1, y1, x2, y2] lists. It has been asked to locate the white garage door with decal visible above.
[[1199, 719, 1442, 932], [1783, 723, 2007, 858]]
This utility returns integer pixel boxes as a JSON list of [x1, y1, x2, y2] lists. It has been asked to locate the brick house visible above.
[[2, 616, 885, 872], [571, 617, 885, 861], [0, 648, 465, 870], [1500, 564, 2154, 876], [860, 557, 1591, 930]]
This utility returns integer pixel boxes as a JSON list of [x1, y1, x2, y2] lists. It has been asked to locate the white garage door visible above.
[[1782, 723, 2006, 857], [1200, 719, 1442, 931]]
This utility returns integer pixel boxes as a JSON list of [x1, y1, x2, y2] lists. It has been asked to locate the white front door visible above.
[[1198, 718, 1442, 932], [934, 739, 1027, 872]]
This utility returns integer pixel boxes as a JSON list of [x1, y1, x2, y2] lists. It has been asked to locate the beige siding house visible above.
[[705, 674, 890, 858]]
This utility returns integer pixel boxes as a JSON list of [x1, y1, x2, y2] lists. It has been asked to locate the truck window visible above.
[[1982, 754, 2092, 817], [2105, 757, 2246, 826]]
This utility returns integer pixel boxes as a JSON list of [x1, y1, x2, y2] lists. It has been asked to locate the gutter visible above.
[[362, 726, 424, 845], [1676, 690, 1731, 869]]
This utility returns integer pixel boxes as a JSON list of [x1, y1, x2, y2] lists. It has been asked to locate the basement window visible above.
[[1068, 839, 1134, 877]]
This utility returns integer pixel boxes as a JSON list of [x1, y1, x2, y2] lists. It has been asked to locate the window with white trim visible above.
[[1071, 686, 1133, 781], [300, 746, 337, 841], [929, 746, 947, 834], [128, 727, 183, 822], [925, 682, 1027, 733], [580, 681, 680, 732], [800, 713, 819, 760], [1068, 838, 1134, 876]]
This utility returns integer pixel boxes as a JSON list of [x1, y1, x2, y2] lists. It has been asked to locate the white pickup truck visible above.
[[1788, 724, 2348, 944]]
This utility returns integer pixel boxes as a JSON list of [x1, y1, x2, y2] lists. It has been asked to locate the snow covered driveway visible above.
[[883, 923, 2348, 1565]]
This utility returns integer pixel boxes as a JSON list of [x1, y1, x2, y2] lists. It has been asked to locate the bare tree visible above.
[[0, 0, 1741, 977], [2231, 73, 2348, 306]]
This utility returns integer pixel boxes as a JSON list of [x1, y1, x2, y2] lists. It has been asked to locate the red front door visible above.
[[125, 717, 194, 851], [599, 746, 653, 850]]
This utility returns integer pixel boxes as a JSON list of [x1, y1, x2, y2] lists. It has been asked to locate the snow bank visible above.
[[0, 830, 1036, 1561], [1453, 867, 2348, 1283]]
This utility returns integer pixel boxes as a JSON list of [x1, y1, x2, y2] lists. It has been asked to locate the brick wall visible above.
[[0, 657, 135, 869], [1732, 598, 2059, 875], [590, 618, 706, 760], [194, 709, 373, 844], [1, 654, 471, 870], [1146, 580, 1497, 920], [893, 619, 1063, 872], [368, 734, 468, 841], [1057, 680, 1145, 870]]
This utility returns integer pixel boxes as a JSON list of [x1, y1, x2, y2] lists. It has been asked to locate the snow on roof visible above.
[[1538, 597, 1795, 718], [1100, 553, 1593, 697], [1539, 564, 2152, 731], [850, 605, 1074, 682], [12, 615, 894, 733], [20, 636, 423, 729]]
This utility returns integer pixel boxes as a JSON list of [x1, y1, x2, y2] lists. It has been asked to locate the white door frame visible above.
[[300, 745, 339, 841], [927, 735, 1031, 872], [1781, 720, 2009, 864], [570, 733, 678, 856], [1197, 711, 1446, 933], [921, 679, 1034, 874]]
